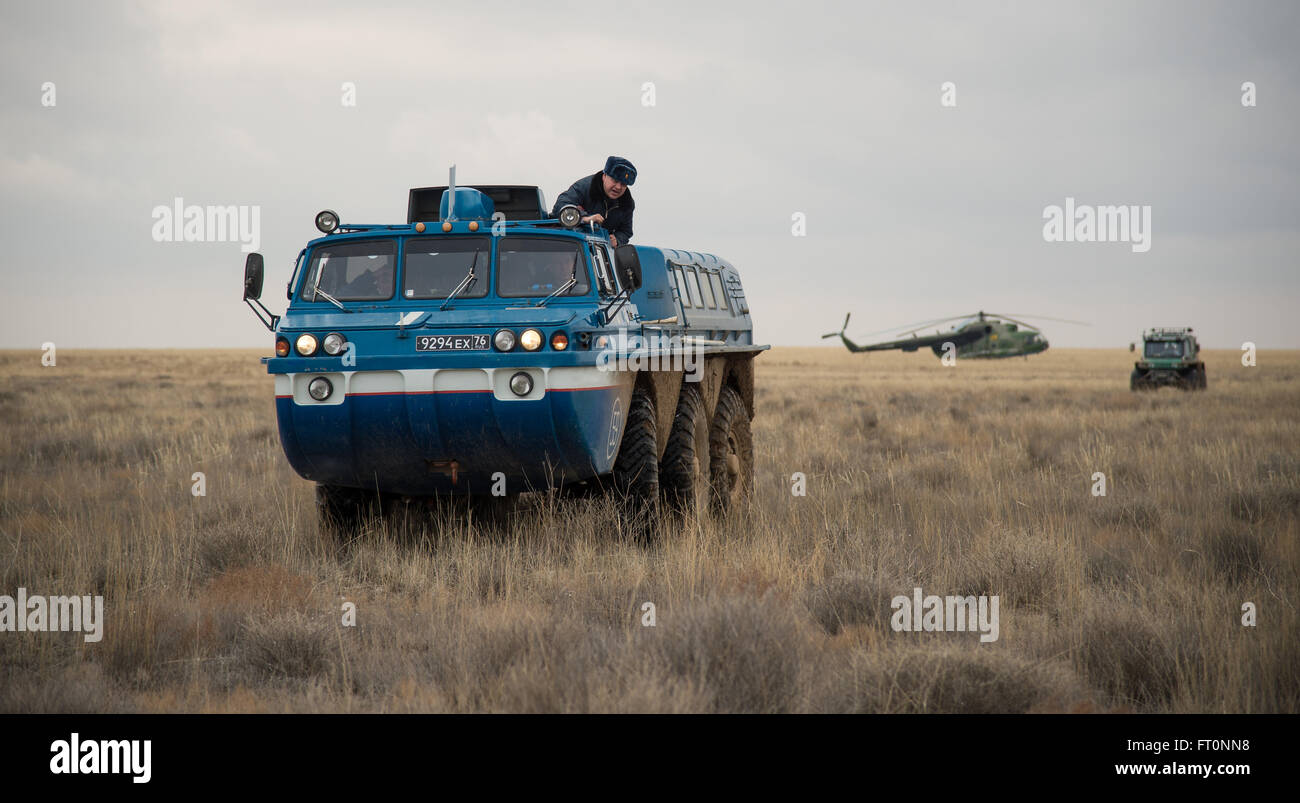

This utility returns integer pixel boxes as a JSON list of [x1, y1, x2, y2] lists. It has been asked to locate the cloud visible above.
[[0, 152, 120, 202], [388, 109, 588, 190], [1, 0, 1297, 348]]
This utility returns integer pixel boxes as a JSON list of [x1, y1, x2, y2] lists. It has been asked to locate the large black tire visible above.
[[1179, 367, 1201, 391], [709, 385, 754, 515], [612, 388, 658, 508], [1130, 369, 1147, 392], [660, 384, 709, 515], [316, 483, 379, 541], [1197, 366, 1208, 390]]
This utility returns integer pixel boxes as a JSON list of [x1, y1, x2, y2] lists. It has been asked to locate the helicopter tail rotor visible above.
[[821, 312, 851, 339]]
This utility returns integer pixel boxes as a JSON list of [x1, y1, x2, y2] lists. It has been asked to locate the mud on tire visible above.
[[709, 385, 753, 515], [660, 384, 709, 516], [613, 388, 659, 513]]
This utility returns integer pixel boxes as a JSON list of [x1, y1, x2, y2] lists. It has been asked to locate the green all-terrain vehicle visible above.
[[1130, 327, 1206, 391]]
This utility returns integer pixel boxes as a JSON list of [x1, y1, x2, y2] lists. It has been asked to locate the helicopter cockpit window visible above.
[[1144, 340, 1184, 359]]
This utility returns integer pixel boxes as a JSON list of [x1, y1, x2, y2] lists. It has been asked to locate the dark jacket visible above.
[[552, 173, 634, 244]]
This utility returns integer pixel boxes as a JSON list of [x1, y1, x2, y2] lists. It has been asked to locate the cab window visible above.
[[698, 269, 717, 309], [674, 266, 694, 306], [590, 243, 616, 296], [686, 268, 706, 309], [1145, 340, 1184, 359], [304, 239, 397, 301], [710, 272, 729, 312], [497, 237, 591, 298], [402, 237, 489, 299]]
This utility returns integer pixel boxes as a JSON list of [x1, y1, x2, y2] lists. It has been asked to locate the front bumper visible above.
[[273, 366, 633, 495]]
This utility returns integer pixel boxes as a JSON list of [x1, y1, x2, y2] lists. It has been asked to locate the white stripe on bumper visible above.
[[277, 366, 634, 405]]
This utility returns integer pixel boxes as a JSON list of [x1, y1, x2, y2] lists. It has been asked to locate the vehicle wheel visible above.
[[709, 385, 753, 515], [612, 387, 659, 508], [316, 483, 379, 540], [1197, 366, 1208, 390], [660, 384, 709, 515]]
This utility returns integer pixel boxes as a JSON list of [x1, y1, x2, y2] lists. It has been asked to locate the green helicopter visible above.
[[822, 311, 1087, 359]]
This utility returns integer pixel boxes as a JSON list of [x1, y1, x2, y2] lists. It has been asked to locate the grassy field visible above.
[[1, 346, 1296, 713]]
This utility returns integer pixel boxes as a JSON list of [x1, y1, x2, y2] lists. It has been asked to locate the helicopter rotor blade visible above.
[[835, 310, 1088, 345], [848, 314, 974, 340], [889, 314, 980, 338], [988, 312, 1091, 326]]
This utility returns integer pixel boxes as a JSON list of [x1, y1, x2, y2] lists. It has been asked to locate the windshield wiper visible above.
[[440, 250, 479, 311], [536, 251, 579, 307], [312, 286, 349, 312], [308, 263, 351, 312]]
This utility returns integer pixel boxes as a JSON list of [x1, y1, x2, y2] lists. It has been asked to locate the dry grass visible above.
[[0, 346, 1296, 713]]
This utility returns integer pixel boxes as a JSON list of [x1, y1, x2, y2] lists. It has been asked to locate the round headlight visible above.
[[494, 329, 517, 351], [295, 334, 319, 356], [275, 338, 290, 358], [520, 329, 543, 351], [550, 331, 569, 351], [557, 205, 583, 228], [509, 372, 534, 397], [322, 332, 346, 356], [315, 210, 339, 234], [307, 376, 333, 401]]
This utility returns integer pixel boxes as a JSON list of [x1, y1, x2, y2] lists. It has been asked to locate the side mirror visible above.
[[614, 244, 642, 292], [243, 253, 265, 300]]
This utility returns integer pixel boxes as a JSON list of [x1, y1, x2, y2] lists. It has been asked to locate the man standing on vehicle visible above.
[[552, 156, 636, 247]]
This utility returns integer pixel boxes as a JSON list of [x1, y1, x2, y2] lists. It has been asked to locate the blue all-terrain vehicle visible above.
[[242, 178, 767, 533]]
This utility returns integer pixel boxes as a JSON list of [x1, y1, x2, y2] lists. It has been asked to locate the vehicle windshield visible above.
[[496, 237, 590, 298], [402, 237, 489, 299], [1145, 340, 1184, 359], [306, 240, 397, 301]]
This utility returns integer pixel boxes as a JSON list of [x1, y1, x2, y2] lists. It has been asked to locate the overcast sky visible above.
[[2, 0, 1297, 349]]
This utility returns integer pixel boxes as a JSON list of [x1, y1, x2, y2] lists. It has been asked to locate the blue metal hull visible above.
[[256, 209, 763, 498], [275, 373, 631, 495]]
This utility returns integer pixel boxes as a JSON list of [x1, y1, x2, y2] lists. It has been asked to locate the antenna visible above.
[[447, 164, 457, 221]]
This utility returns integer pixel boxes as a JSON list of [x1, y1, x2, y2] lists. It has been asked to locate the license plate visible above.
[[416, 334, 490, 351]]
